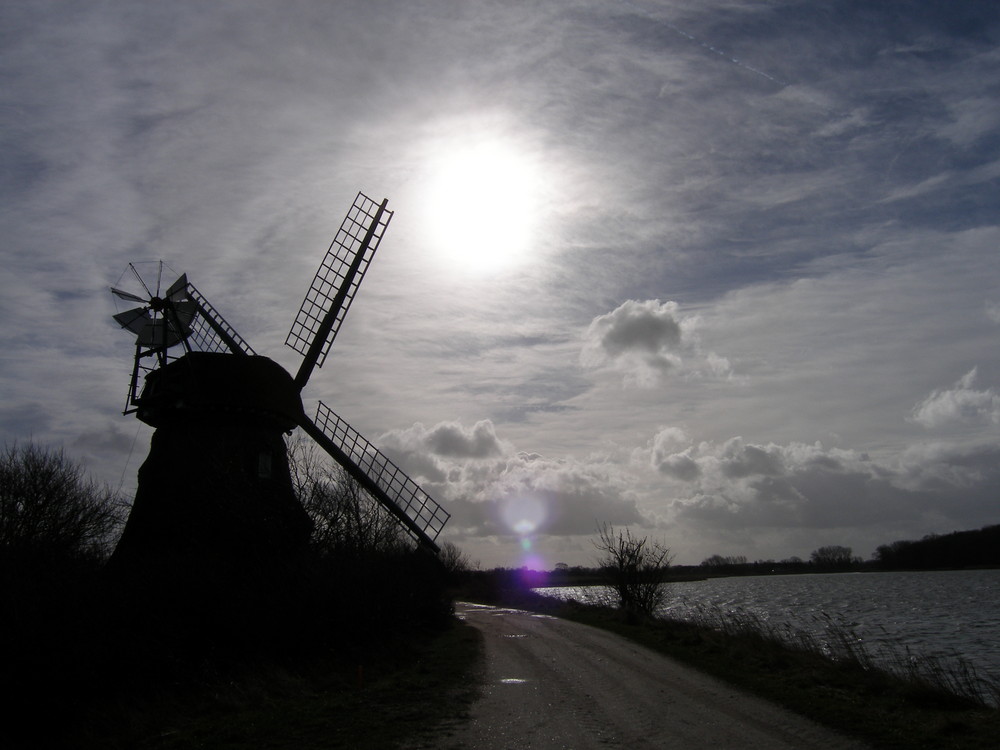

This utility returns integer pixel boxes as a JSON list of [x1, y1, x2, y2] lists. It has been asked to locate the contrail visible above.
[[619, 0, 788, 87]]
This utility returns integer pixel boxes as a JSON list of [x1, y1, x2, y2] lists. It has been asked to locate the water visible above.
[[536, 569, 1000, 696]]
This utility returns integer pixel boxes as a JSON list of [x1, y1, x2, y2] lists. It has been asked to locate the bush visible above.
[[0, 442, 127, 746], [0, 441, 124, 566], [594, 523, 673, 620], [287, 434, 453, 643]]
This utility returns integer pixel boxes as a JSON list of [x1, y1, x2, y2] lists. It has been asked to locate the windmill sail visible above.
[[287, 192, 392, 390], [186, 283, 256, 356], [301, 401, 450, 552]]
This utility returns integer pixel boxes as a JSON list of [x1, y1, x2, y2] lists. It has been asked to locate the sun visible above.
[[420, 138, 544, 274]]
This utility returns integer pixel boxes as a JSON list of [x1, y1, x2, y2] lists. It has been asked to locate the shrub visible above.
[[593, 523, 673, 620], [0, 441, 124, 566]]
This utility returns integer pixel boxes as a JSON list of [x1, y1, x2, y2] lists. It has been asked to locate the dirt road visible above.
[[425, 603, 870, 750]]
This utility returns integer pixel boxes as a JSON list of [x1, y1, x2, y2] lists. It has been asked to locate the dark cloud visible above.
[[71, 422, 135, 455], [581, 299, 731, 385], [720, 439, 785, 478], [425, 420, 505, 458], [379, 420, 649, 539], [652, 433, 1000, 540], [590, 299, 682, 356], [0, 402, 53, 439]]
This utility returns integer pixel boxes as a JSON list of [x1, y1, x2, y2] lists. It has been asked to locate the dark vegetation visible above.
[[0, 440, 458, 749], [5, 438, 999, 747], [874, 525, 1000, 570], [526, 525, 1000, 587]]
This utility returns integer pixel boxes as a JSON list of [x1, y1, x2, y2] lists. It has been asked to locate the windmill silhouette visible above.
[[109, 193, 449, 575]]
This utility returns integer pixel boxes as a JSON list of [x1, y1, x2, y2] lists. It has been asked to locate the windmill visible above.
[[109, 193, 449, 575]]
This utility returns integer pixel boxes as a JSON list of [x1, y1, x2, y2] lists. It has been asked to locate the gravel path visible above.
[[423, 602, 870, 750]]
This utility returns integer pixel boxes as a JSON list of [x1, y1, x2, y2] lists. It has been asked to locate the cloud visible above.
[[3, 1, 1000, 569], [581, 299, 731, 386], [910, 368, 1000, 428], [377, 420, 510, 484], [71, 422, 136, 456], [425, 420, 506, 459], [379, 419, 647, 538], [644, 429, 1000, 540], [0, 402, 53, 439]]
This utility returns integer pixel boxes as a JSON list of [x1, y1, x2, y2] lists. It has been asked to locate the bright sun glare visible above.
[[421, 139, 544, 274]]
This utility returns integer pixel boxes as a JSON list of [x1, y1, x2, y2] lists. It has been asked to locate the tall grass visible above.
[[681, 601, 1000, 708]]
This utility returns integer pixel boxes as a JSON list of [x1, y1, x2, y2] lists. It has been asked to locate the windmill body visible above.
[[109, 193, 449, 582]]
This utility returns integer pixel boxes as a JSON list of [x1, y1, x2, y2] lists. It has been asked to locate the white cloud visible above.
[[940, 97, 1000, 148], [986, 302, 1000, 324], [910, 368, 1000, 428]]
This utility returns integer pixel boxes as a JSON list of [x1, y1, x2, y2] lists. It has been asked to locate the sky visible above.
[[2, 0, 999, 568]]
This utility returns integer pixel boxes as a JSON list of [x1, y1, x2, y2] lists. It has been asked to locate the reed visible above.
[[679, 601, 1000, 708]]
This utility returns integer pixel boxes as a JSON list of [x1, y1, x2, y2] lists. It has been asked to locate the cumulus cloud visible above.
[[651, 427, 700, 480], [581, 299, 731, 386], [910, 368, 1000, 428], [644, 430, 1000, 534], [378, 419, 647, 539]]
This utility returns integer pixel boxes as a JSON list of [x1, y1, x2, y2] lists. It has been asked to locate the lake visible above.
[[536, 569, 1000, 701]]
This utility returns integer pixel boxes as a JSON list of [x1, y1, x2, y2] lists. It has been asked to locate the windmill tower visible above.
[[108, 193, 449, 579]]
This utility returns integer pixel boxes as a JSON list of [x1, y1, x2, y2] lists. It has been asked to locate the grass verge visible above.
[[67, 620, 482, 750], [476, 588, 1000, 750]]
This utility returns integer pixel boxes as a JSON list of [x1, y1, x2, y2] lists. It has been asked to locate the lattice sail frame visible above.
[[186, 284, 256, 356], [285, 192, 393, 369], [307, 401, 450, 547]]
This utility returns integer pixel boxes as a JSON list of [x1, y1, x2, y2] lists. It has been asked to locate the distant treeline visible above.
[[495, 524, 1000, 588], [873, 524, 1000, 570]]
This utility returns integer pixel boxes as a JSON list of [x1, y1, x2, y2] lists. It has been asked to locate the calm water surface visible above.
[[537, 569, 1000, 681]]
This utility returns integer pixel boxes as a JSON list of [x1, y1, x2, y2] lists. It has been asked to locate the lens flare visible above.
[[497, 496, 549, 576], [500, 496, 547, 536]]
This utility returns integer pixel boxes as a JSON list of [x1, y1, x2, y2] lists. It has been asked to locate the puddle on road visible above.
[[501, 634, 527, 639], [499, 678, 529, 685]]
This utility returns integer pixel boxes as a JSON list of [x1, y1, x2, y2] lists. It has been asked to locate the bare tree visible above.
[[700, 554, 748, 567], [0, 441, 124, 563], [287, 434, 411, 557], [593, 523, 673, 619], [438, 540, 476, 581], [809, 545, 858, 570]]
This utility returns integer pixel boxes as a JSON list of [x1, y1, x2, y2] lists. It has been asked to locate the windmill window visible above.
[[258, 450, 272, 479]]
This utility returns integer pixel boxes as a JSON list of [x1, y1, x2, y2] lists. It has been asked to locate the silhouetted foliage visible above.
[[701, 553, 749, 567], [0, 443, 128, 747], [286, 434, 452, 641], [438, 540, 476, 589], [0, 439, 453, 748], [809, 545, 859, 570], [874, 524, 1000, 570], [0, 441, 124, 565], [594, 523, 673, 620], [289, 434, 412, 557]]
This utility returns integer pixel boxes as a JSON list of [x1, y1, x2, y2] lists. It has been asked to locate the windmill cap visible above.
[[136, 352, 305, 431]]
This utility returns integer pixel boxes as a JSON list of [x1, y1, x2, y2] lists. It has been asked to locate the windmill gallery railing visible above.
[[308, 401, 450, 547]]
